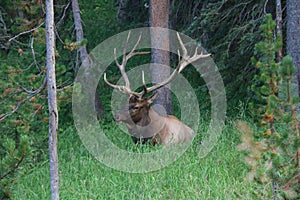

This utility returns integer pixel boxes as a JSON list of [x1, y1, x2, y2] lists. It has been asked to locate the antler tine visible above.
[[113, 47, 131, 89], [120, 31, 131, 69], [193, 46, 199, 57], [104, 73, 114, 88], [140, 68, 180, 97], [105, 32, 150, 97], [140, 32, 211, 96], [177, 33, 211, 73], [110, 31, 138, 90], [126, 34, 150, 61], [177, 32, 188, 60], [114, 48, 121, 68], [104, 73, 140, 96], [142, 70, 146, 86], [127, 34, 142, 58], [121, 33, 150, 89], [137, 70, 148, 97], [140, 70, 148, 96]]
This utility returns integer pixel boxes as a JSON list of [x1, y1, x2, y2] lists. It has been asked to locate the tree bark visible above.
[[45, 0, 59, 199], [72, 0, 104, 118], [275, 0, 283, 62], [149, 0, 172, 115], [287, 0, 300, 168], [287, 0, 300, 97]]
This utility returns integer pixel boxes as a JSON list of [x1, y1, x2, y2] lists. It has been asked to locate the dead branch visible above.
[[0, 10, 7, 34], [264, 0, 269, 14], [55, 0, 71, 44], [9, 22, 45, 42], [30, 36, 40, 71], [56, 0, 71, 29], [0, 78, 47, 122]]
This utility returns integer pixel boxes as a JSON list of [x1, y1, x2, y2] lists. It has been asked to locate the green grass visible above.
[[11, 121, 257, 200]]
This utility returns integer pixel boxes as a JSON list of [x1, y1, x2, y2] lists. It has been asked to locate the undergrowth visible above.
[[11, 120, 257, 200]]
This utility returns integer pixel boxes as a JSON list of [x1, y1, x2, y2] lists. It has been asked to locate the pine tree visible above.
[[245, 14, 300, 199]]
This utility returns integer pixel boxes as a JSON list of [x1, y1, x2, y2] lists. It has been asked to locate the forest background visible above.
[[0, 0, 299, 199]]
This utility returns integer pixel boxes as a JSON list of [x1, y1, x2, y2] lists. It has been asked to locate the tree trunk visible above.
[[287, 0, 300, 97], [45, 0, 59, 199], [276, 0, 283, 62], [287, 0, 300, 168], [149, 0, 171, 115], [72, 0, 104, 118]]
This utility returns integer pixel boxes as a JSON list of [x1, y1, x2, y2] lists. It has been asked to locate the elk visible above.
[[104, 32, 210, 145]]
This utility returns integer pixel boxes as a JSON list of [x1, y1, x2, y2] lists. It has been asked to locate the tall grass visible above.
[[12, 121, 257, 199]]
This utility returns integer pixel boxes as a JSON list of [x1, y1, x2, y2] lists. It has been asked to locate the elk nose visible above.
[[113, 115, 120, 122]]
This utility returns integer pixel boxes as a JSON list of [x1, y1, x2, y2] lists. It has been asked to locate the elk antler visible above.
[[139, 32, 211, 97], [104, 32, 211, 99], [104, 31, 150, 96]]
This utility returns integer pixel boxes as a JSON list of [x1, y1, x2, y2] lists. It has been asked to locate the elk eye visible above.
[[132, 106, 139, 110], [129, 106, 139, 110]]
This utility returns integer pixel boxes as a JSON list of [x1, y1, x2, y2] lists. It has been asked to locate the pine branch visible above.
[[0, 78, 47, 122], [0, 153, 25, 181]]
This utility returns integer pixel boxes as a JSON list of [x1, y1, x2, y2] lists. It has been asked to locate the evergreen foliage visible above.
[[0, 0, 121, 197], [0, 0, 299, 199], [240, 14, 300, 199], [0, 135, 30, 198], [183, 0, 266, 99], [1, 1, 79, 197]]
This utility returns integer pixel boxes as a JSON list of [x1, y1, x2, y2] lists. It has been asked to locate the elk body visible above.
[[104, 32, 210, 145], [114, 93, 194, 145]]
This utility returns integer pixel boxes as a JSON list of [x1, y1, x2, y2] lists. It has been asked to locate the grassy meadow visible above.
[[11, 120, 260, 200]]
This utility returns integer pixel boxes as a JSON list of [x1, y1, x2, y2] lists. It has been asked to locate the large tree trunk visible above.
[[72, 0, 104, 118], [287, 0, 300, 168], [287, 0, 300, 97], [45, 0, 59, 199], [149, 0, 172, 115]]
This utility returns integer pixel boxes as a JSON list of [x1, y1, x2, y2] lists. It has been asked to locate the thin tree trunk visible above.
[[45, 0, 59, 199], [276, 0, 284, 102], [149, 0, 172, 115], [72, 0, 104, 118], [276, 0, 283, 62]]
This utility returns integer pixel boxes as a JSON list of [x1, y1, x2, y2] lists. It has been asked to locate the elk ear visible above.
[[147, 92, 158, 104]]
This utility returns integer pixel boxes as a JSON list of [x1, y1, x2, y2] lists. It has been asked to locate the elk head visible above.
[[104, 32, 210, 145], [114, 93, 157, 125]]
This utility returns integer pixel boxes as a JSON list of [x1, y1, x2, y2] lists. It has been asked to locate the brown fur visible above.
[[115, 94, 194, 145], [104, 32, 209, 146]]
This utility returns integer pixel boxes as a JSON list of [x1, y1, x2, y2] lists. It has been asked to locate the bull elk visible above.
[[104, 32, 210, 145]]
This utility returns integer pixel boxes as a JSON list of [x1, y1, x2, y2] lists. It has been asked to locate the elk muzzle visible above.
[[113, 107, 131, 123]]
